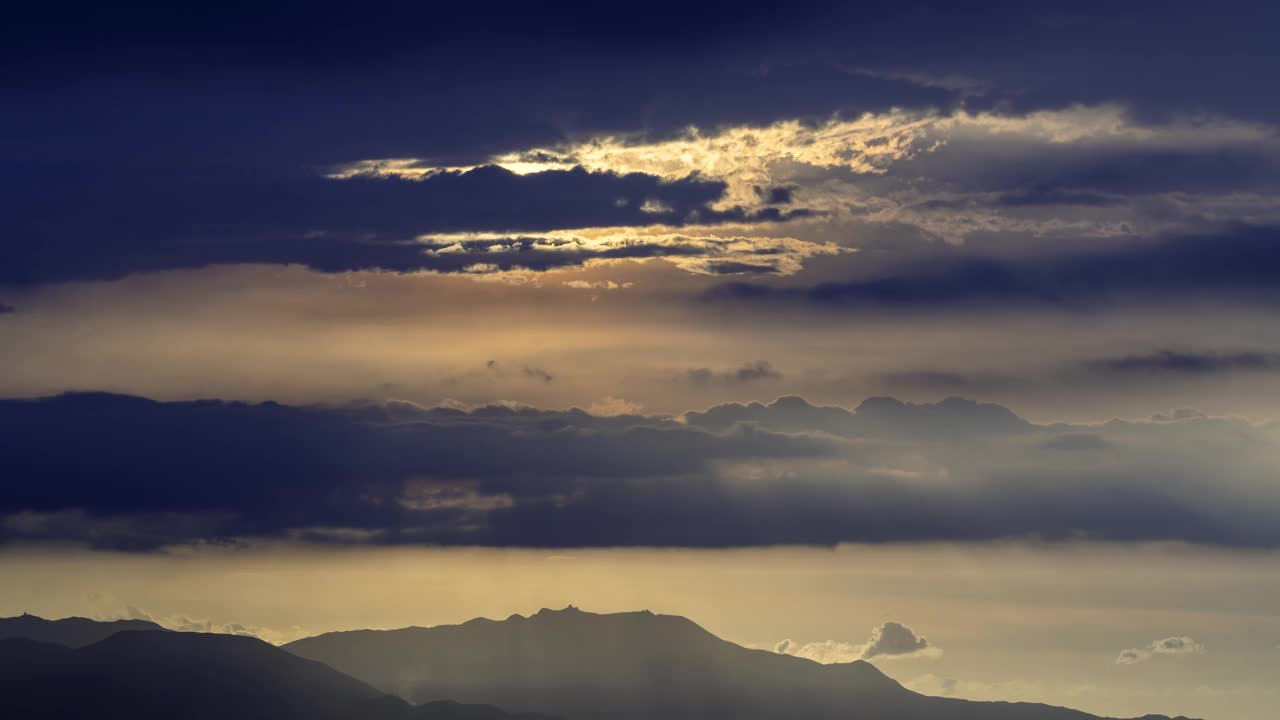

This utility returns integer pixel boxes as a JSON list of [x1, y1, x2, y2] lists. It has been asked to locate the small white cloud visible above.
[[85, 593, 305, 645], [639, 198, 673, 214], [773, 637, 865, 663], [1115, 648, 1149, 665], [774, 621, 940, 664], [1116, 635, 1204, 664]]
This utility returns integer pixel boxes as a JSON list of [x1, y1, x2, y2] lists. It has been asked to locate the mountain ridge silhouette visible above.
[[0, 623, 558, 720], [0, 610, 1200, 720], [0, 611, 166, 647], [286, 606, 1198, 720]]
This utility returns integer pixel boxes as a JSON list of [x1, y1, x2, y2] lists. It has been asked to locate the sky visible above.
[[2, 2, 1279, 719]]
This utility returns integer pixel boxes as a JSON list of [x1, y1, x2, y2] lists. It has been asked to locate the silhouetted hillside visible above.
[[0, 612, 166, 647], [286, 607, 1195, 720], [0, 630, 556, 720]]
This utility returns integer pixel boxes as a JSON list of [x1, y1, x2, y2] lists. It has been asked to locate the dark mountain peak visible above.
[[286, 607, 905, 718], [0, 626, 558, 720], [436, 607, 715, 649], [283, 608, 1193, 720], [0, 612, 167, 648], [518, 605, 717, 639], [531, 604, 584, 617], [525, 605, 662, 621]]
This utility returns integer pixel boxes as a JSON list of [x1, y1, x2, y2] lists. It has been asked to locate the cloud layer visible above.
[[709, 225, 1280, 312], [3, 392, 1279, 551]]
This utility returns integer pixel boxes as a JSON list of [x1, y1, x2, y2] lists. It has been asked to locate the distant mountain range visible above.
[[285, 606, 1195, 720], [0, 610, 1196, 720], [0, 615, 556, 720]]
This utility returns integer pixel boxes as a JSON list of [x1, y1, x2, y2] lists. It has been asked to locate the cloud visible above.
[[1087, 351, 1280, 376], [902, 674, 1051, 704], [3, 391, 1280, 551], [1153, 636, 1204, 654], [684, 395, 1031, 438], [85, 594, 305, 645], [703, 261, 783, 275], [522, 367, 555, 383], [683, 361, 783, 386], [1115, 648, 1147, 665], [483, 361, 554, 384], [390, 112, 937, 211], [372, 104, 1280, 224], [708, 225, 1280, 312], [372, 104, 1280, 254], [1116, 636, 1205, 664], [860, 621, 937, 660], [0, 392, 832, 550], [774, 638, 866, 664], [905, 674, 960, 697], [411, 229, 838, 278], [8, 3, 1280, 302], [587, 397, 644, 417], [755, 186, 795, 205], [1150, 408, 1209, 423], [3, 164, 822, 285], [1040, 434, 1110, 452], [774, 621, 939, 663]]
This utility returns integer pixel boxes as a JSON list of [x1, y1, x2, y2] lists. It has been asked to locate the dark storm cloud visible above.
[[5, 3, 1278, 288], [484, 361, 556, 383], [1040, 434, 1110, 452], [832, 3, 1280, 124], [1, 4, 948, 170], [991, 188, 1121, 208], [683, 361, 784, 386], [522, 367, 555, 383], [703, 261, 783, 275], [684, 394, 1032, 438], [1086, 351, 1280, 376], [6, 3, 1275, 135], [887, 139, 1280, 201], [0, 393, 833, 550], [0, 304, 13, 314], [708, 225, 1280, 311], [5, 391, 1277, 551], [1, 164, 806, 285], [754, 186, 796, 205]]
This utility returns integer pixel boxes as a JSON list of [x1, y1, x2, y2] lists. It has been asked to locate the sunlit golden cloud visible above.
[[328, 111, 938, 210], [413, 226, 845, 277], [324, 106, 1280, 258]]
